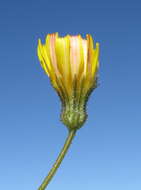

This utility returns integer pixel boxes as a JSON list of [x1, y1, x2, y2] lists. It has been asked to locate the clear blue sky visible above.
[[0, 0, 141, 190]]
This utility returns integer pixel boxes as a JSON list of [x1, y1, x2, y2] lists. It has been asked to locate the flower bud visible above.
[[37, 33, 99, 130]]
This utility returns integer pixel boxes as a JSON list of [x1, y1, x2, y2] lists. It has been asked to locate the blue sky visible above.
[[0, 0, 141, 190]]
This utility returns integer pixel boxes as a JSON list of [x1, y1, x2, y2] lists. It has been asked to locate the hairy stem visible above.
[[38, 129, 77, 190]]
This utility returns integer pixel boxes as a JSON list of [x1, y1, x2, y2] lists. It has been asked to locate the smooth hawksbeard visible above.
[[37, 33, 99, 130]]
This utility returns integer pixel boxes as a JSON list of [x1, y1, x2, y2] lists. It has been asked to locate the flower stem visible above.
[[37, 129, 77, 190]]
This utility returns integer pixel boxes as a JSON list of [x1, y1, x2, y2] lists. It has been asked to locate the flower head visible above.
[[37, 33, 99, 130]]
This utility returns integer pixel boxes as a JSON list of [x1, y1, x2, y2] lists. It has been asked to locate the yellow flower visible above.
[[37, 33, 99, 130]]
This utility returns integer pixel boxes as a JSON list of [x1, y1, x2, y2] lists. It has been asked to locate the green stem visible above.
[[37, 129, 77, 190]]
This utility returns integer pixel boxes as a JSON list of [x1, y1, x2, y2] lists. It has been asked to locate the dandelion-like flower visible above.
[[37, 33, 99, 130], [36, 33, 100, 190]]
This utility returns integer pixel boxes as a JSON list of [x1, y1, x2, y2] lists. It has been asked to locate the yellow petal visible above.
[[37, 39, 50, 76], [55, 36, 70, 78], [70, 35, 81, 77], [86, 34, 94, 77], [92, 43, 99, 77], [49, 33, 60, 77]]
